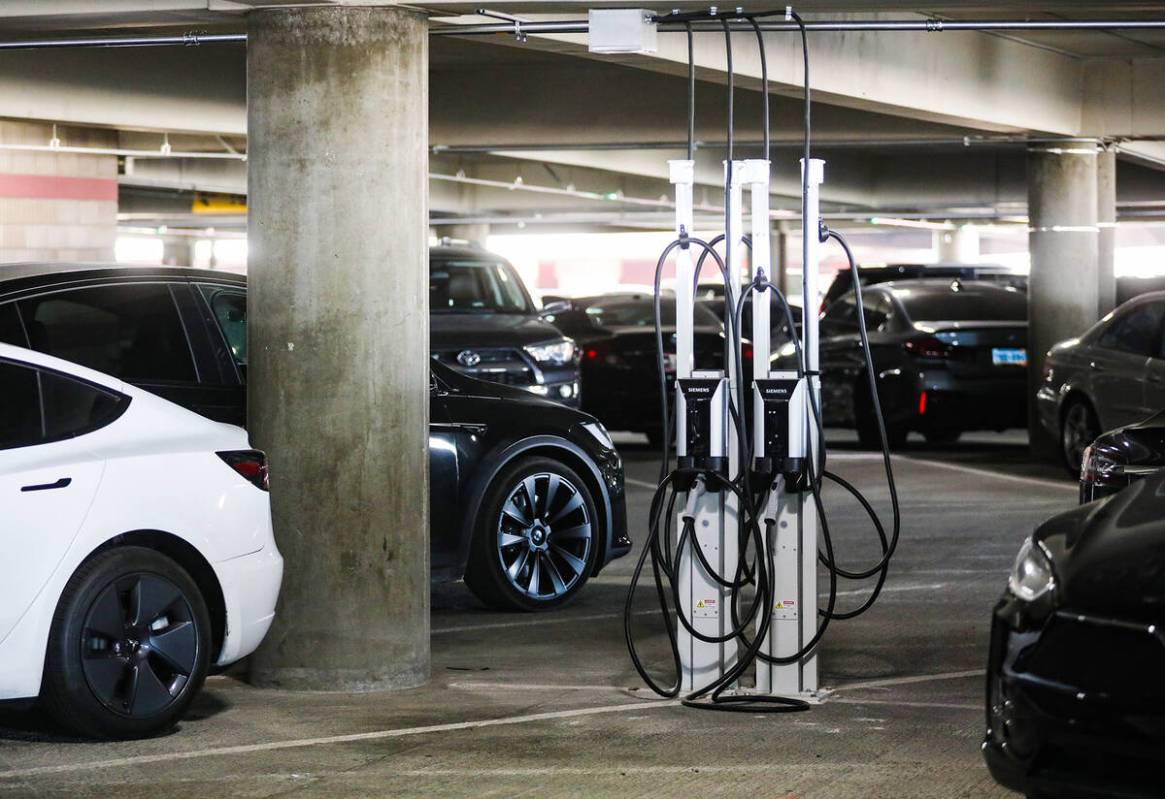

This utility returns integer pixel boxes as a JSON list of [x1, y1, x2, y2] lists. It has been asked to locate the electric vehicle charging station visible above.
[[622, 7, 901, 712]]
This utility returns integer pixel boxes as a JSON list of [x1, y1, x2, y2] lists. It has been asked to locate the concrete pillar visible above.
[[1097, 148, 1117, 316], [934, 224, 980, 263], [1027, 144, 1101, 454], [443, 223, 490, 247], [162, 236, 194, 267], [0, 120, 117, 263], [247, 6, 430, 691]]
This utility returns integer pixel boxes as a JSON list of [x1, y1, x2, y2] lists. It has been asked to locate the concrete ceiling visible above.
[[3, 1, 1165, 232]]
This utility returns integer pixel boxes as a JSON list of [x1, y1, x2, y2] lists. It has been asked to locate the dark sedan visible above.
[[806, 279, 1028, 448], [985, 473, 1165, 797], [1037, 291, 1165, 475], [0, 263, 629, 611], [542, 293, 732, 445]]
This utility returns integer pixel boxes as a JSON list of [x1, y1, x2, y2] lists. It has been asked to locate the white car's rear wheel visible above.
[[41, 546, 211, 739]]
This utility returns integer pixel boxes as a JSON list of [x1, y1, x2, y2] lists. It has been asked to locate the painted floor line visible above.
[[822, 582, 948, 599], [896, 456, 1074, 492], [433, 609, 655, 635], [0, 700, 681, 780], [831, 669, 984, 693], [831, 697, 979, 711], [624, 477, 661, 490]]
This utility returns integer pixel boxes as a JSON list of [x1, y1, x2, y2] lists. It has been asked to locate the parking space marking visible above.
[[896, 456, 1074, 492], [830, 669, 984, 693], [831, 698, 979, 711], [432, 610, 655, 635], [624, 477, 661, 490], [0, 700, 681, 780]]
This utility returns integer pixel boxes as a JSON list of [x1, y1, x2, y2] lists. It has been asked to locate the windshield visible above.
[[584, 299, 721, 328], [430, 259, 533, 314], [898, 287, 1027, 323]]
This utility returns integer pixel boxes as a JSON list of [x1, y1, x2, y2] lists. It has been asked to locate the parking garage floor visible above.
[[0, 432, 1073, 798]]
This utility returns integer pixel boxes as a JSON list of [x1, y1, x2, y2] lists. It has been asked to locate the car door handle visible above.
[[21, 477, 72, 492], [1089, 361, 1104, 372], [1150, 374, 1164, 385]]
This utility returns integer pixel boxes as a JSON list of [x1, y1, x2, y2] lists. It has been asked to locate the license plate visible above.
[[992, 347, 1027, 366]]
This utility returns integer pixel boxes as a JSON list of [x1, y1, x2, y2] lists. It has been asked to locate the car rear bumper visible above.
[[984, 597, 1165, 798], [214, 545, 284, 666], [915, 372, 1027, 432]]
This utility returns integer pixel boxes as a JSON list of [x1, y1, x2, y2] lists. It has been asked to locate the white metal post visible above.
[[669, 160, 695, 380]]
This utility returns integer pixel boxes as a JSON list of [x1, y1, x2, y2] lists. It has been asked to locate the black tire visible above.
[[1060, 397, 1100, 478], [41, 546, 211, 739], [464, 457, 600, 612], [924, 429, 962, 445]]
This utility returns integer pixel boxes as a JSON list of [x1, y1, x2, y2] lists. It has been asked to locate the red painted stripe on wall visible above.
[[0, 173, 118, 202]]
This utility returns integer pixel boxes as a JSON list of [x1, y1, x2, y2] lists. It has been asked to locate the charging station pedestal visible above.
[[669, 153, 827, 698]]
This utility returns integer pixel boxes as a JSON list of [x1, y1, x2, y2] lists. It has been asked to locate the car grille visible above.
[[432, 348, 535, 387]]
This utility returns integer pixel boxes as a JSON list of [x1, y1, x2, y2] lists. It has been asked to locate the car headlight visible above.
[[1008, 538, 1056, 602], [581, 421, 615, 451], [525, 338, 576, 365]]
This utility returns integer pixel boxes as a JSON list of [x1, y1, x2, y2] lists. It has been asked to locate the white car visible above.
[[0, 343, 282, 738]]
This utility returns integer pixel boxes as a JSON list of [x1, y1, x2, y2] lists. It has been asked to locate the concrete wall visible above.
[[0, 120, 117, 263]]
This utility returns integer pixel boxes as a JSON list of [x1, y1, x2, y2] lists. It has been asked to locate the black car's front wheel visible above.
[[465, 457, 599, 611], [41, 547, 211, 739], [1060, 397, 1099, 477]]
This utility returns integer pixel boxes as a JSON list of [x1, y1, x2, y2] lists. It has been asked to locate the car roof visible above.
[[0, 263, 246, 297]]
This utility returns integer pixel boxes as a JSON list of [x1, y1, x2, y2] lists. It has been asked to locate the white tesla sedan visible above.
[[0, 343, 282, 738]]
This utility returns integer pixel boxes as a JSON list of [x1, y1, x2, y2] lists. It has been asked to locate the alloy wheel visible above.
[[80, 573, 199, 717], [495, 472, 593, 601], [1062, 402, 1097, 472]]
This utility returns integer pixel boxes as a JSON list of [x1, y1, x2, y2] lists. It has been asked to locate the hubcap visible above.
[[1063, 404, 1095, 469], [80, 573, 199, 718], [496, 472, 592, 600]]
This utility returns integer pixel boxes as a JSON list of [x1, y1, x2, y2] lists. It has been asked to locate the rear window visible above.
[[0, 360, 127, 449], [584, 300, 721, 328], [897, 288, 1026, 323]]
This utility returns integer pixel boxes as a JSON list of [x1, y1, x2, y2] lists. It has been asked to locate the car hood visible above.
[[1038, 472, 1165, 619], [1091, 411, 1165, 471], [430, 313, 565, 350]]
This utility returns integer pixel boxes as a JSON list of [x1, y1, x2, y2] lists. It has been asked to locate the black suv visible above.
[[429, 246, 581, 406], [0, 262, 628, 610]]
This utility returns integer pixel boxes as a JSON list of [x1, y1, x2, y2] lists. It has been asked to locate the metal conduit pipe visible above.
[[2, 18, 1165, 49]]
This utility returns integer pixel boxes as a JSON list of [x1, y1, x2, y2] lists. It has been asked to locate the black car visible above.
[[805, 279, 1029, 448], [0, 263, 629, 611], [985, 472, 1165, 797], [1079, 410, 1165, 503], [429, 246, 581, 407], [821, 262, 1027, 312], [542, 292, 732, 445]]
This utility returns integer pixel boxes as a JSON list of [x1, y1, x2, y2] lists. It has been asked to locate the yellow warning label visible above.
[[696, 601, 705, 609]]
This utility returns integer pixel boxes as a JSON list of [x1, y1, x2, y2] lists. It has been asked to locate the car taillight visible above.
[[904, 336, 952, 359], [217, 450, 269, 491], [741, 342, 753, 361]]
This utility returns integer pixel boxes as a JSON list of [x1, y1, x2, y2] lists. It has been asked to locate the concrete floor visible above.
[[0, 430, 1075, 798]]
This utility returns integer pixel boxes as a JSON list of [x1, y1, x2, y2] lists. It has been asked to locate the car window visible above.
[[1098, 302, 1165, 357], [430, 259, 533, 314], [583, 300, 721, 328], [0, 361, 126, 449], [821, 296, 859, 335], [18, 284, 196, 383], [0, 303, 26, 347], [201, 287, 247, 372], [897, 287, 1027, 322], [0, 361, 42, 449], [862, 293, 895, 332]]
